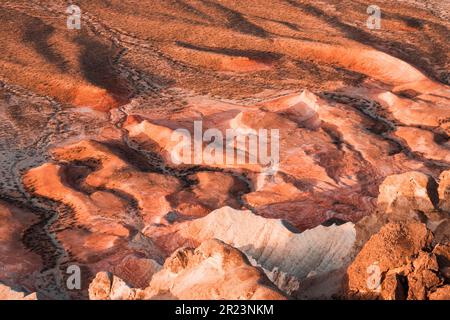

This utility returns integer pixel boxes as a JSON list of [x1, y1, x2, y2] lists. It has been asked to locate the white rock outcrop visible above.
[[178, 206, 357, 298]]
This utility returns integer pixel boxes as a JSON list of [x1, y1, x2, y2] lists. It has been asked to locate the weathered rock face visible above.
[[0, 0, 449, 300], [84, 205, 360, 300], [394, 127, 450, 163], [0, 201, 42, 291], [377, 171, 439, 222], [0, 283, 37, 300], [111, 255, 162, 289], [168, 171, 247, 218], [375, 171, 449, 242], [89, 239, 287, 300], [146, 239, 287, 300], [428, 286, 450, 300], [438, 170, 450, 212], [346, 222, 449, 300], [23, 160, 165, 284], [123, 96, 380, 231], [174, 207, 357, 299], [51, 140, 182, 225], [89, 271, 138, 300]]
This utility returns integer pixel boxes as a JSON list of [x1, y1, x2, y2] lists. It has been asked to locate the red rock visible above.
[[0, 201, 42, 291], [394, 127, 450, 163], [345, 222, 450, 300], [1, 0, 449, 301], [438, 170, 450, 212], [428, 286, 450, 300], [146, 239, 287, 300], [112, 255, 161, 289], [380, 274, 407, 300], [169, 171, 246, 217], [89, 239, 287, 300], [0, 283, 37, 300], [52, 140, 182, 225], [174, 206, 357, 299], [377, 171, 438, 221]]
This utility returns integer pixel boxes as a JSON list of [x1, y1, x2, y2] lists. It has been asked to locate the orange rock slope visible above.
[[0, 0, 449, 300]]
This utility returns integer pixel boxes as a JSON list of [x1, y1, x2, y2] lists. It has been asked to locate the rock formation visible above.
[[439, 170, 450, 212], [0, 0, 448, 300], [377, 171, 439, 222], [0, 283, 37, 300], [0, 201, 42, 292], [89, 239, 287, 300], [346, 222, 449, 300], [175, 206, 357, 299]]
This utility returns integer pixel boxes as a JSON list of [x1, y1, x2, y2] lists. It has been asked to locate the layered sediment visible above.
[[0, 0, 448, 300]]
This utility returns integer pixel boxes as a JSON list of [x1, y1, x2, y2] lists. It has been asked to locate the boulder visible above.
[[377, 171, 438, 221]]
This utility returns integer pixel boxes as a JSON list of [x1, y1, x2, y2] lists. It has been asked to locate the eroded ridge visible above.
[[0, 0, 449, 300]]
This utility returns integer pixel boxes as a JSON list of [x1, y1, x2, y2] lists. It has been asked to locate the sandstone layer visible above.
[[0, 0, 448, 300], [88, 239, 287, 300]]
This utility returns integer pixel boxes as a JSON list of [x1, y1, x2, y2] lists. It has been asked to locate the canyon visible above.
[[0, 0, 449, 300]]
